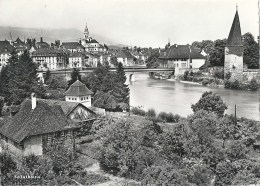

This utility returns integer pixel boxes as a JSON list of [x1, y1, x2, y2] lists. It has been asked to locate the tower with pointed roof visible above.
[[84, 22, 89, 39], [65, 80, 93, 107], [224, 7, 244, 80]]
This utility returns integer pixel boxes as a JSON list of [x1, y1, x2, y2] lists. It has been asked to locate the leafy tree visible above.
[[0, 97, 4, 117], [146, 108, 156, 118], [192, 40, 214, 55], [3, 50, 45, 105], [242, 32, 259, 69], [226, 142, 248, 161], [44, 69, 51, 83], [146, 51, 160, 68], [191, 91, 227, 117], [209, 39, 227, 66], [110, 56, 119, 67], [68, 68, 81, 88], [0, 152, 17, 177], [248, 78, 259, 91]]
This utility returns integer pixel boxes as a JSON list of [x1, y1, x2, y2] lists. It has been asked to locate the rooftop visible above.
[[226, 10, 243, 46], [65, 80, 93, 97]]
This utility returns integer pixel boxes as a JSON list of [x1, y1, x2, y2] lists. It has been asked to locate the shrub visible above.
[[213, 70, 224, 79], [224, 80, 231, 88], [146, 108, 156, 118], [202, 79, 210, 86], [226, 142, 248, 161], [248, 78, 259, 91], [158, 112, 168, 121], [131, 107, 146, 116], [230, 80, 240, 89], [225, 72, 232, 80], [183, 71, 189, 81], [0, 152, 17, 177]]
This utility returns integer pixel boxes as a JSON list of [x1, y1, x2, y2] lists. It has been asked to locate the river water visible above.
[[129, 73, 259, 121]]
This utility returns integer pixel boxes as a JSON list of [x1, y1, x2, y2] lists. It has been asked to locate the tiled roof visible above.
[[116, 50, 133, 59], [0, 40, 15, 54], [36, 99, 96, 116], [84, 39, 99, 44], [227, 11, 243, 46], [158, 45, 205, 60], [33, 48, 65, 55], [65, 80, 93, 96], [61, 42, 85, 49], [0, 99, 78, 143], [70, 52, 87, 58]]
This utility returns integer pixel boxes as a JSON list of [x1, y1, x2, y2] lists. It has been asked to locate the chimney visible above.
[[31, 93, 36, 109], [40, 37, 43, 43]]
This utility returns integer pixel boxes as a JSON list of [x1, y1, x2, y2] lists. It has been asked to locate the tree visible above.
[[192, 40, 214, 55], [44, 69, 51, 83], [209, 39, 227, 67], [3, 50, 45, 105], [242, 32, 259, 69], [191, 91, 227, 117], [0, 152, 17, 178], [0, 97, 4, 117], [248, 78, 259, 91], [68, 68, 81, 88], [110, 56, 118, 67], [146, 51, 160, 68]]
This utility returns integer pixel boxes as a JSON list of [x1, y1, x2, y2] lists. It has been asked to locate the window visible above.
[[69, 97, 71, 100], [81, 98, 83, 101], [86, 97, 88, 100]]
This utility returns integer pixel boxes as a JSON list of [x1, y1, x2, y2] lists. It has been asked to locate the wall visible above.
[[191, 59, 205, 69], [68, 104, 94, 120], [23, 135, 43, 156], [0, 136, 23, 157], [65, 95, 91, 107]]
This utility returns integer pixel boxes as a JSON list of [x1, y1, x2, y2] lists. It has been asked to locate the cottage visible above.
[[0, 93, 86, 156]]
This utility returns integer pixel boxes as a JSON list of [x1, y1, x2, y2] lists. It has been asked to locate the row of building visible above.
[[0, 23, 151, 71]]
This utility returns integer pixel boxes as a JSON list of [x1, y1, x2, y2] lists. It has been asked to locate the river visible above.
[[129, 73, 259, 121]]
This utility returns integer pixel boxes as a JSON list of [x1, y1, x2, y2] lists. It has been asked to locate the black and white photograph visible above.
[[0, 0, 259, 185]]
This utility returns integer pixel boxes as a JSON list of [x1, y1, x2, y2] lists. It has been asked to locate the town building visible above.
[[68, 52, 88, 68], [79, 23, 106, 53], [35, 37, 50, 49], [65, 80, 93, 107], [0, 40, 15, 68], [158, 44, 206, 75], [32, 48, 67, 70], [12, 38, 29, 55], [115, 50, 134, 66], [61, 42, 85, 53]]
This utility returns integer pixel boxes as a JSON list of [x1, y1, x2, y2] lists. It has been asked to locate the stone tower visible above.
[[224, 9, 244, 81]]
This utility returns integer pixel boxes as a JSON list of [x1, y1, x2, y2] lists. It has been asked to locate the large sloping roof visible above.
[[227, 11, 242, 46], [158, 45, 205, 60], [61, 42, 85, 49], [65, 80, 93, 96], [0, 99, 78, 143]]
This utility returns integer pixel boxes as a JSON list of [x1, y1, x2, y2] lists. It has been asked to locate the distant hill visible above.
[[0, 26, 124, 46]]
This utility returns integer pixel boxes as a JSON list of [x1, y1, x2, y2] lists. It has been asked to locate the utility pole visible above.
[[235, 104, 237, 125]]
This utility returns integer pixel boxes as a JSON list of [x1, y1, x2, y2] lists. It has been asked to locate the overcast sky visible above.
[[0, 0, 258, 47]]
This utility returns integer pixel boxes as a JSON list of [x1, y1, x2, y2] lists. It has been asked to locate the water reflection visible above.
[[129, 73, 259, 121]]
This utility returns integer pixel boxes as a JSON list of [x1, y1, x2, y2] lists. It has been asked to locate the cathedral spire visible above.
[[227, 8, 242, 46]]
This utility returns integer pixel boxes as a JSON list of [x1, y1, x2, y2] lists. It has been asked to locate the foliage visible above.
[[191, 91, 227, 117], [225, 71, 232, 80], [226, 142, 248, 161], [0, 96, 4, 117], [0, 152, 17, 177], [131, 107, 146, 116], [213, 69, 224, 79], [110, 56, 119, 67], [243, 32, 259, 69], [146, 51, 160, 68], [202, 79, 210, 86], [209, 39, 227, 67], [146, 108, 156, 118], [0, 50, 46, 105], [192, 40, 214, 55], [72, 171, 110, 185], [68, 68, 81, 88], [183, 70, 189, 81], [248, 78, 259, 91], [44, 69, 51, 83]]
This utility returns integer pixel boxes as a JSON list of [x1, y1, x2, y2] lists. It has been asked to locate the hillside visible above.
[[0, 26, 122, 46]]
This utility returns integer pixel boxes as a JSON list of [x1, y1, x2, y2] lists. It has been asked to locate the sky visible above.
[[0, 0, 258, 47]]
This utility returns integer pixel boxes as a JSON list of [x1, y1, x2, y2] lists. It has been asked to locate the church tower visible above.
[[84, 22, 89, 39], [224, 8, 244, 81]]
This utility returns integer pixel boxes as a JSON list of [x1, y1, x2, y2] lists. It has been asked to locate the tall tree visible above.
[[146, 51, 160, 68], [242, 32, 259, 69], [68, 68, 81, 87], [209, 39, 227, 67], [4, 50, 45, 105]]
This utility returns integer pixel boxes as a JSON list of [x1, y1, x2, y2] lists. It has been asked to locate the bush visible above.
[[248, 78, 259, 91], [213, 70, 224, 79], [225, 72, 232, 80], [224, 80, 231, 88], [0, 152, 17, 177], [158, 112, 168, 121], [146, 108, 156, 118], [183, 71, 189, 81], [72, 171, 110, 185], [202, 79, 210, 86], [230, 80, 240, 89], [131, 107, 146, 116]]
